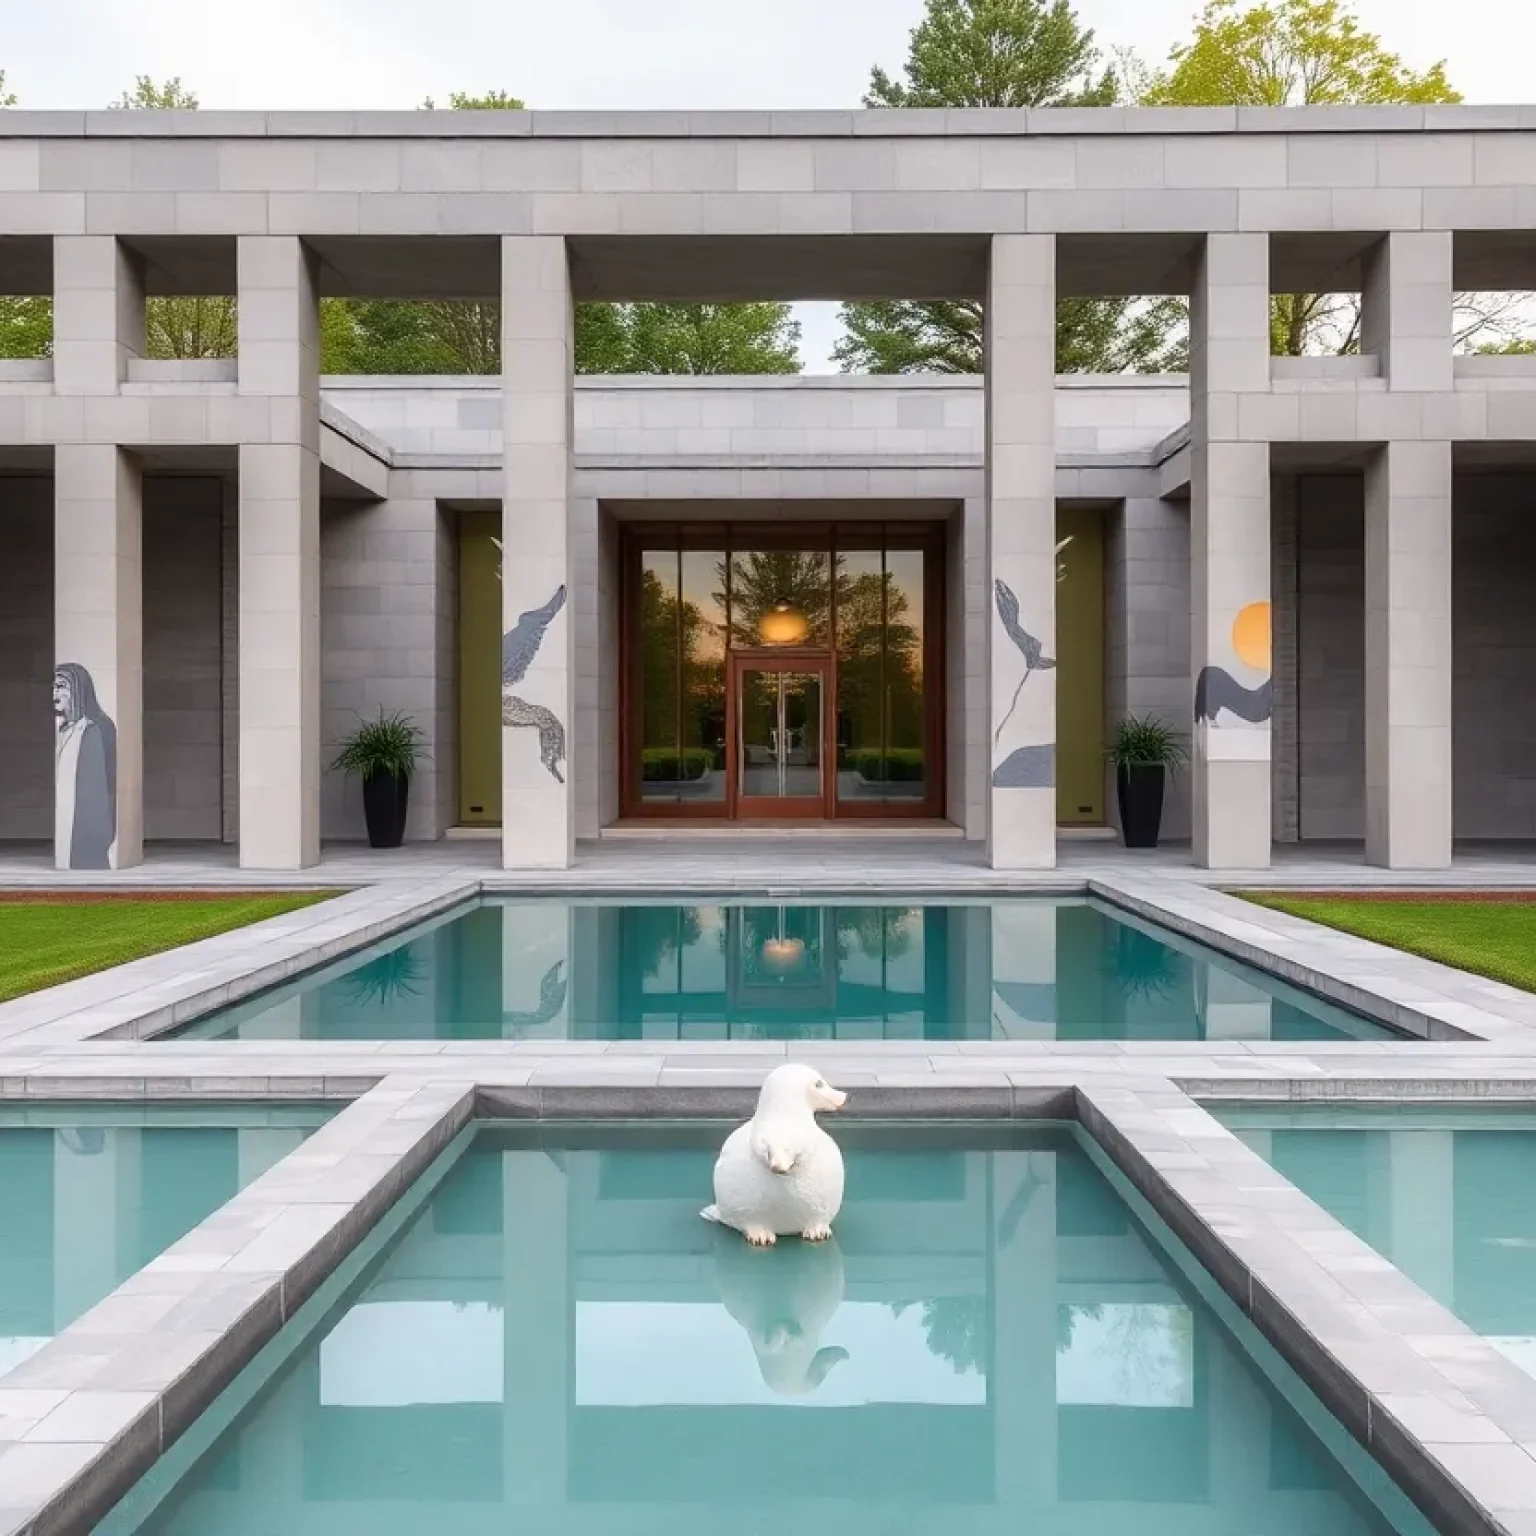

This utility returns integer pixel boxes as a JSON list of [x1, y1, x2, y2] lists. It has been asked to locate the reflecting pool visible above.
[[175, 898, 1389, 1043], [0, 1107, 326, 1375], [1226, 1107, 1536, 1382], [103, 1125, 1426, 1536]]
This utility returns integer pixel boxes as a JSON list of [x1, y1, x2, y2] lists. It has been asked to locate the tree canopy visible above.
[[1140, 0, 1458, 107], [839, 0, 1181, 376], [420, 90, 526, 110], [111, 76, 200, 110], [866, 0, 1114, 108]]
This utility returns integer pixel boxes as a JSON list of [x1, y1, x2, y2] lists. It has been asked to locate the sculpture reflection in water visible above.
[[711, 1227, 849, 1395]]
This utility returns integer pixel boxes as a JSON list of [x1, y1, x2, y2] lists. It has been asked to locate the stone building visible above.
[[0, 105, 1532, 871]]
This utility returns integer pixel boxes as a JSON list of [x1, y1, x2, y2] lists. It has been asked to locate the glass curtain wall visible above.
[[632, 530, 935, 814], [638, 550, 728, 805]]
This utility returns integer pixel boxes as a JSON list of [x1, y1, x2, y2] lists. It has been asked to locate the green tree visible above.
[[596, 303, 800, 375], [1141, 0, 1528, 354], [111, 76, 199, 110], [420, 90, 526, 110], [1142, 0, 1455, 107], [867, 0, 1114, 107], [0, 71, 17, 107], [839, 0, 1181, 376], [0, 298, 50, 358]]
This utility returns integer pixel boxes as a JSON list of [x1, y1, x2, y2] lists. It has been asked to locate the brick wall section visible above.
[[1271, 477, 1300, 843], [318, 496, 450, 842], [219, 480, 239, 844], [1291, 470, 1536, 841], [1296, 476, 1365, 839], [0, 478, 53, 838], [1104, 498, 1192, 842], [144, 480, 223, 840], [1454, 475, 1536, 838]]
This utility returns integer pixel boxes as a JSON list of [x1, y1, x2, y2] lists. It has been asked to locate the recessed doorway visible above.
[[729, 654, 831, 819], [620, 525, 947, 823]]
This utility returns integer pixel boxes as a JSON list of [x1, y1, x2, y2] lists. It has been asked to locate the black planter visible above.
[[1116, 764, 1165, 850], [362, 770, 410, 850]]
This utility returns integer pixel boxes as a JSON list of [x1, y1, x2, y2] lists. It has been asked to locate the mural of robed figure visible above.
[[53, 662, 117, 871]]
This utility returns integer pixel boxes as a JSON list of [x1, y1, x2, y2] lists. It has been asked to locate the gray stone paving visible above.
[[3, 834, 1536, 890], [7, 853, 1536, 1532]]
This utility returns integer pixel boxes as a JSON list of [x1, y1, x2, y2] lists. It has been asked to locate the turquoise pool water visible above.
[[1225, 1107, 1536, 1381], [0, 1107, 326, 1374], [175, 897, 1389, 1043], [105, 1124, 1427, 1536]]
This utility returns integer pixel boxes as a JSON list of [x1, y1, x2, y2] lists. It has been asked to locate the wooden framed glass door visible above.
[[727, 655, 831, 819]]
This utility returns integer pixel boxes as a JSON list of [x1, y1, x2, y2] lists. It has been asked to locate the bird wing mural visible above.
[[1194, 667, 1273, 725], [504, 960, 569, 1028], [502, 584, 569, 783], [992, 580, 1056, 781], [503, 585, 568, 687]]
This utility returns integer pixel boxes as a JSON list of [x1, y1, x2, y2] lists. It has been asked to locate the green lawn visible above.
[[1241, 894, 1536, 992], [0, 893, 338, 1003]]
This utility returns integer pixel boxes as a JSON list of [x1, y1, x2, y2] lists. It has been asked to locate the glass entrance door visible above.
[[730, 658, 829, 819]]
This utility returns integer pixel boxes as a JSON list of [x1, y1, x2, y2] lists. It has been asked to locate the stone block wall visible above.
[[0, 475, 226, 842], [1291, 469, 1536, 841], [0, 478, 54, 839], [318, 493, 455, 842], [1295, 476, 1365, 840], [1104, 496, 1192, 842]]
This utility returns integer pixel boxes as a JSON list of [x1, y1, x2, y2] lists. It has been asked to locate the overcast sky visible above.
[[3, 0, 1522, 368]]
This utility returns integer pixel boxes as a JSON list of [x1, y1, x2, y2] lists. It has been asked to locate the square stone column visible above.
[[1190, 233, 1273, 869], [500, 236, 574, 870], [1362, 232, 1454, 392], [1365, 440, 1453, 868], [236, 237, 321, 870], [52, 236, 144, 395], [54, 444, 142, 870], [985, 234, 1057, 870]]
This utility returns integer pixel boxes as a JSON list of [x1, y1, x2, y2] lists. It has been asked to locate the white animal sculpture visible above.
[[711, 1228, 849, 1394], [701, 1064, 847, 1246]]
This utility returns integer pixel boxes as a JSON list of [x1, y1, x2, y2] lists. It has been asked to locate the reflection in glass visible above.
[[638, 551, 682, 803], [738, 670, 822, 801], [725, 550, 831, 649], [679, 551, 727, 801], [836, 548, 925, 805], [115, 1129, 1417, 1536]]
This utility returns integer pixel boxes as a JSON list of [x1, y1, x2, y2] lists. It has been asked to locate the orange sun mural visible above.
[[1231, 601, 1272, 673], [1194, 599, 1274, 726]]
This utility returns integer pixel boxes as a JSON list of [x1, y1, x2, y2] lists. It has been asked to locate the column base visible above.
[[987, 787, 1057, 870], [1193, 758, 1271, 870]]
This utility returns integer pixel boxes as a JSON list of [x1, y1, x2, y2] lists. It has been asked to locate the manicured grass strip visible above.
[[0, 893, 338, 1003], [1241, 893, 1536, 993]]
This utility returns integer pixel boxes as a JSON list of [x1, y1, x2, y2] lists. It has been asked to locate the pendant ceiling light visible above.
[[761, 906, 806, 974], [758, 598, 809, 647], [760, 936, 807, 973]]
